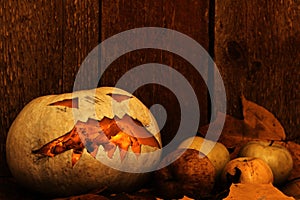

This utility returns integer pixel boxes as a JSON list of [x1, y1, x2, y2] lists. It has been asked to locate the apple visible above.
[[154, 149, 216, 199], [178, 136, 230, 177], [239, 141, 293, 185], [221, 157, 274, 185]]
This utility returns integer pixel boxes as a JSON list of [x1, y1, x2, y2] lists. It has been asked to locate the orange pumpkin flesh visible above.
[[33, 99, 160, 167]]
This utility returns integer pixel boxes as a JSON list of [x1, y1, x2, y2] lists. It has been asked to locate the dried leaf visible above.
[[242, 95, 286, 140], [281, 178, 300, 199], [286, 141, 300, 181], [156, 196, 193, 200], [199, 112, 252, 158], [199, 112, 245, 140], [53, 194, 109, 200], [199, 96, 287, 158], [223, 183, 295, 200]]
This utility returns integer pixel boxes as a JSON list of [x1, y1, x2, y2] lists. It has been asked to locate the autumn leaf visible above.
[[223, 183, 294, 200], [200, 96, 286, 140], [242, 95, 286, 140], [285, 141, 300, 181], [199, 112, 251, 158], [199, 96, 287, 158]]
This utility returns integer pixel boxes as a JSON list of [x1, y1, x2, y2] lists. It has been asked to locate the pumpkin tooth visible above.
[[104, 143, 117, 159], [119, 148, 128, 161], [109, 131, 133, 161], [89, 147, 99, 157], [32, 115, 160, 166]]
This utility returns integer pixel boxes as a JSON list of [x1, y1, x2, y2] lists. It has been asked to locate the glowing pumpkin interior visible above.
[[32, 98, 161, 166]]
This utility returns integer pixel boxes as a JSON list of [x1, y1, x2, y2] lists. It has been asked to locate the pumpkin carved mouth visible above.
[[32, 98, 160, 167]]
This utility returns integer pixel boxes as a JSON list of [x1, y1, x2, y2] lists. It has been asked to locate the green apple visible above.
[[239, 141, 293, 185], [178, 136, 230, 177]]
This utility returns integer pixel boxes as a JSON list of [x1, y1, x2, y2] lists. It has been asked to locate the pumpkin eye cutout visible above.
[[32, 114, 160, 167], [107, 93, 132, 102], [48, 97, 79, 108]]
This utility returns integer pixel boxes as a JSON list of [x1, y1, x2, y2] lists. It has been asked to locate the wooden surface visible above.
[[0, 0, 100, 175], [0, 0, 64, 176], [101, 0, 210, 146], [0, 0, 299, 180], [63, 0, 99, 92], [215, 0, 300, 142]]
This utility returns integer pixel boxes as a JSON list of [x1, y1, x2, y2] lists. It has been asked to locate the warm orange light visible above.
[[32, 115, 160, 166]]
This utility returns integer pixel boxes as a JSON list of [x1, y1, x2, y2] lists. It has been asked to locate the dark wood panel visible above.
[[63, 0, 100, 92], [215, 0, 300, 141], [101, 0, 210, 146], [161, 0, 210, 144], [0, 0, 63, 175]]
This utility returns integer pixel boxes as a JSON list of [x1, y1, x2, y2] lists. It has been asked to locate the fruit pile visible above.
[[153, 96, 299, 199]]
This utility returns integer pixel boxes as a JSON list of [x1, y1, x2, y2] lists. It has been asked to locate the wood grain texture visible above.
[[1, 0, 298, 181], [0, 0, 63, 175], [63, 0, 100, 92], [101, 0, 210, 146], [215, 0, 300, 142]]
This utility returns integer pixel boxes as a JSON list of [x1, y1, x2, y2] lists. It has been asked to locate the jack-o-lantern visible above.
[[6, 87, 162, 197]]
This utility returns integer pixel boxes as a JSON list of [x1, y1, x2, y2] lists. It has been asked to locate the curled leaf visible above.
[[242, 95, 286, 140], [199, 96, 287, 159], [199, 112, 251, 158]]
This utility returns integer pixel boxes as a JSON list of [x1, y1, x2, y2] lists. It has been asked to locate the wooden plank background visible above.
[[215, 0, 300, 142], [0, 0, 64, 175], [0, 0, 299, 177], [100, 0, 210, 146]]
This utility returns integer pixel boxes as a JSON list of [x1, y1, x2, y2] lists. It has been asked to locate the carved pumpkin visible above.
[[6, 87, 161, 196]]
